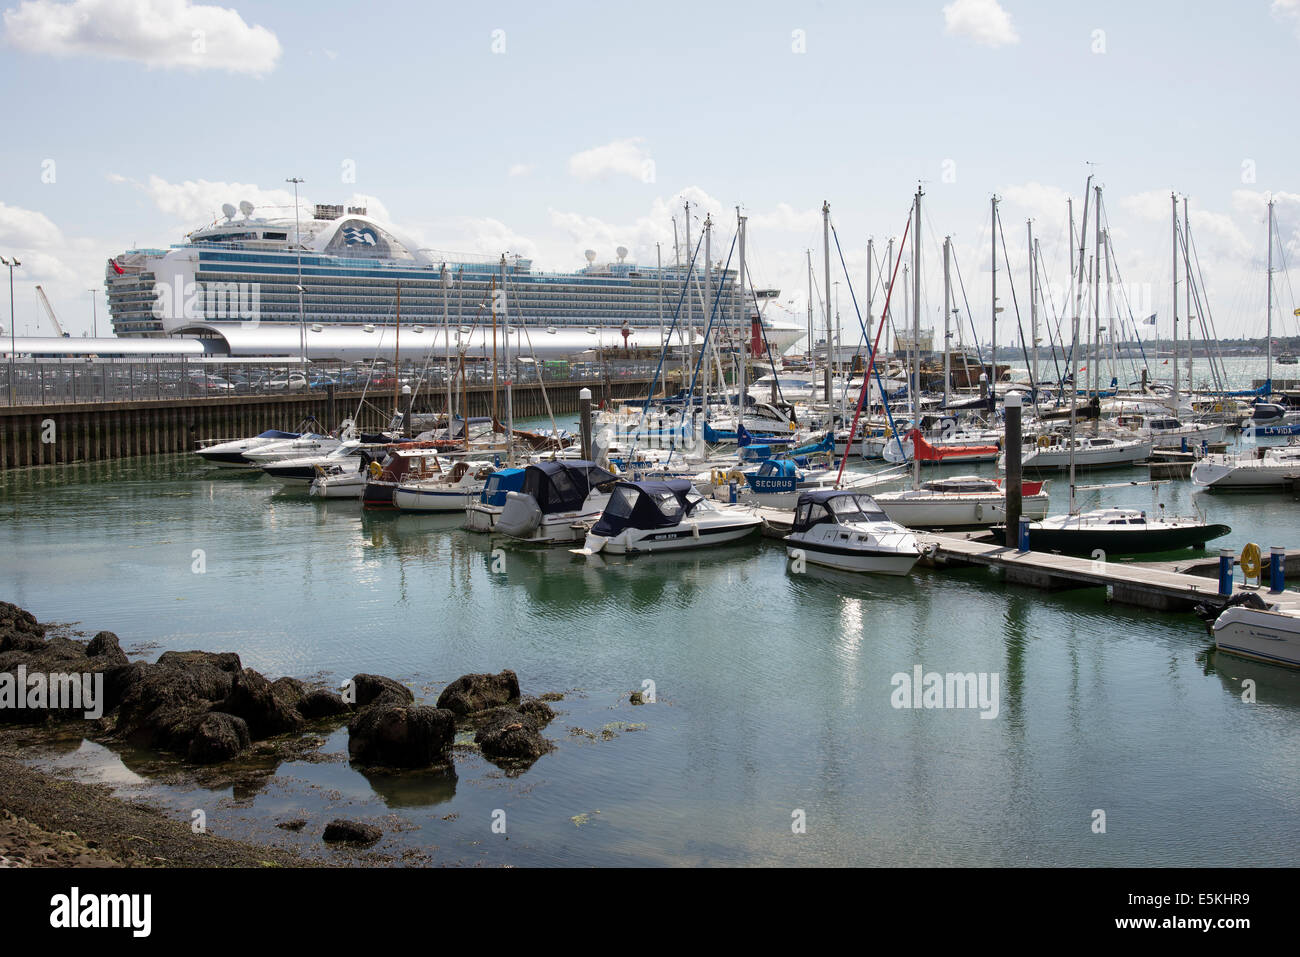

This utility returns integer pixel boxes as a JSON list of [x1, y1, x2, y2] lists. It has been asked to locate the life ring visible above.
[[1037, 435, 1050, 448], [728, 467, 747, 484], [368, 461, 383, 479], [1240, 542, 1261, 580]]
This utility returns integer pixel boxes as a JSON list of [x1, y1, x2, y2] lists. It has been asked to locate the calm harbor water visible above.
[[1, 411, 1299, 865]]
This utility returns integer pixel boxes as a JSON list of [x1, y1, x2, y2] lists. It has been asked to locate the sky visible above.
[[1, 0, 1299, 348]]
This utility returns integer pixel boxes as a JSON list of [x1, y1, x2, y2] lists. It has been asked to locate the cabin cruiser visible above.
[[241, 431, 352, 467], [873, 475, 1050, 529], [574, 479, 762, 555], [361, 446, 453, 509], [260, 440, 369, 484], [1003, 507, 1230, 554], [784, 490, 920, 576], [195, 429, 304, 468], [1116, 414, 1228, 446], [1192, 444, 1300, 489], [495, 461, 618, 544], [308, 464, 368, 499], [393, 459, 497, 512]]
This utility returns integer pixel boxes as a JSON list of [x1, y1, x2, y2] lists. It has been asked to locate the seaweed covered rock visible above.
[[187, 712, 251, 763], [436, 670, 520, 716], [347, 703, 455, 769], [86, 631, 129, 666], [115, 666, 212, 745], [323, 819, 382, 845], [154, 651, 237, 702], [0, 603, 45, 652], [222, 668, 305, 738], [348, 674, 413, 709], [300, 688, 351, 719], [473, 706, 554, 765], [518, 696, 556, 727]]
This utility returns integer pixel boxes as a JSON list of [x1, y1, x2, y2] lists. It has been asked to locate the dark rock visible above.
[[156, 650, 242, 674], [347, 703, 455, 768], [0, 603, 45, 652], [101, 662, 148, 714], [300, 688, 351, 719], [436, 669, 520, 716], [271, 677, 307, 710], [475, 710, 554, 764], [145, 700, 211, 751], [115, 665, 211, 745], [222, 669, 304, 738], [629, 691, 645, 705], [519, 697, 556, 726], [86, 631, 128, 666], [322, 819, 382, 845], [538, 691, 565, 702], [349, 674, 413, 709], [275, 819, 307, 831], [187, 712, 251, 763]]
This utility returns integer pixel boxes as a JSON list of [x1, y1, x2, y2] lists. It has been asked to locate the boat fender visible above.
[[974, 503, 984, 521], [369, 461, 382, 479], [728, 467, 747, 484]]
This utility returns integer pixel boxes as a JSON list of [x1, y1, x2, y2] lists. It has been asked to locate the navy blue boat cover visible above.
[[592, 479, 699, 536], [522, 460, 618, 513]]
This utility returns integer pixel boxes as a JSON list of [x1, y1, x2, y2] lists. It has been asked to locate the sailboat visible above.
[[874, 474, 1049, 530], [1002, 179, 1230, 554]]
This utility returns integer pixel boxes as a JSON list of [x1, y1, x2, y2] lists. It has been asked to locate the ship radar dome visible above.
[[239, 200, 255, 218], [616, 246, 628, 261], [221, 203, 236, 221], [584, 249, 597, 263]]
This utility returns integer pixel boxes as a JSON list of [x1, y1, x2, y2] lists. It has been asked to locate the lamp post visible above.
[[2, 257, 20, 404], [286, 177, 306, 370], [87, 288, 97, 338]]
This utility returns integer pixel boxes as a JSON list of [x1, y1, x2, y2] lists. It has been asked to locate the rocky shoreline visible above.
[[0, 600, 562, 866]]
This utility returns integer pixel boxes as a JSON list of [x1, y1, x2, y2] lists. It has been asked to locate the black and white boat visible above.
[[783, 490, 920, 576], [575, 479, 762, 555], [495, 460, 619, 544], [195, 429, 303, 468], [1000, 507, 1230, 554]]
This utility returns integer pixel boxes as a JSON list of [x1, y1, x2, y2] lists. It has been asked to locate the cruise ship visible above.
[[105, 202, 803, 356]]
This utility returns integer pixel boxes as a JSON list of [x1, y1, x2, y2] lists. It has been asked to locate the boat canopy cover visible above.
[[756, 459, 798, 479], [258, 430, 300, 439], [521, 460, 617, 513], [792, 490, 888, 532], [591, 479, 701, 536], [480, 468, 526, 506]]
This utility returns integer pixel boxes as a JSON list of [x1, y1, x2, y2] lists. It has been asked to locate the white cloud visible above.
[[507, 163, 533, 178], [567, 138, 654, 182], [1273, 0, 1300, 36], [942, 0, 1019, 48], [4, 0, 282, 75]]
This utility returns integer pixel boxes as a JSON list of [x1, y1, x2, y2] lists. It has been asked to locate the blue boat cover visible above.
[[257, 430, 300, 439], [479, 468, 526, 506], [591, 479, 699, 536], [522, 460, 618, 513]]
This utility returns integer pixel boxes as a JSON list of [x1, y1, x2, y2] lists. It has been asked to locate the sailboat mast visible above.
[[501, 255, 513, 464], [913, 186, 922, 489], [394, 281, 401, 420], [736, 210, 746, 428], [1184, 196, 1193, 396], [684, 201, 693, 387], [1028, 220, 1037, 386], [990, 195, 998, 401], [442, 265, 452, 433], [823, 201, 832, 403], [806, 250, 813, 371], [1069, 176, 1094, 515], [1093, 185, 1102, 397], [703, 213, 712, 404], [1267, 197, 1275, 388], [943, 235, 952, 409], [1172, 192, 1179, 404]]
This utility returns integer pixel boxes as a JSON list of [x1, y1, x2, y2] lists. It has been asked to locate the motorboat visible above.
[[465, 467, 527, 532], [1212, 604, 1300, 668], [393, 459, 497, 512], [195, 429, 303, 468], [1192, 444, 1300, 489], [999, 507, 1230, 554], [495, 460, 619, 544], [260, 440, 368, 484], [783, 489, 920, 576], [873, 475, 1050, 529], [361, 447, 452, 509], [308, 464, 368, 499], [574, 479, 762, 555]]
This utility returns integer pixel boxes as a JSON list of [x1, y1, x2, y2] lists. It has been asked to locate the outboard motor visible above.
[[496, 491, 543, 538]]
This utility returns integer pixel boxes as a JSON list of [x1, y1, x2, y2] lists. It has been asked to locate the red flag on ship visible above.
[[109, 258, 124, 275]]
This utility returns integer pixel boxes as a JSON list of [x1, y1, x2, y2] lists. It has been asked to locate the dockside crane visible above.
[[34, 285, 72, 337]]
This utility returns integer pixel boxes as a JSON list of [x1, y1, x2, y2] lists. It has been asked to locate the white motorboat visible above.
[[1191, 444, 1300, 490], [195, 428, 304, 468], [1004, 433, 1152, 471], [260, 440, 369, 484], [873, 475, 1050, 529], [1118, 414, 1228, 447], [574, 479, 762, 556], [784, 490, 920, 576], [1213, 604, 1300, 668], [393, 459, 497, 512], [241, 432, 350, 466], [494, 460, 618, 544], [308, 464, 368, 499]]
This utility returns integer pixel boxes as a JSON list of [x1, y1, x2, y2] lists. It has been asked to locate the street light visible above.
[[286, 177, 306, 367], [87, 288, 97, 338], [2, 256, 20, 404]]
